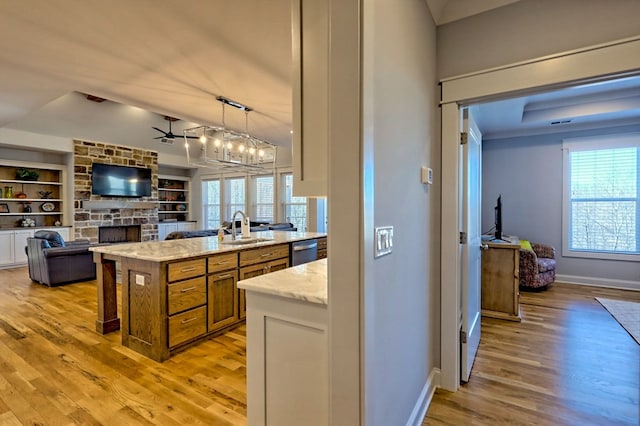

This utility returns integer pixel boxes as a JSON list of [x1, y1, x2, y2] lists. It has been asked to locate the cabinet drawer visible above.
[[317, 249, 327, 259], [207, 252, 238, 273], [168, 258, 206, 282], [168, 276, 206, 315], [168, 306, 207, 348], [239, 244, 289, 267], [317, 237, 327, 250]]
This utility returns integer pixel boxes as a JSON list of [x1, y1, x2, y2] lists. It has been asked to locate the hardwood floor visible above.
[[424, 283, 640, 426], [2, 268, 638, 425], [0, 267, 246, 425]]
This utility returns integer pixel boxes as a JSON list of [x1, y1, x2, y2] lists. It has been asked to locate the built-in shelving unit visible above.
[[0, 161, 66, 229], [158, 176, 190, 222]]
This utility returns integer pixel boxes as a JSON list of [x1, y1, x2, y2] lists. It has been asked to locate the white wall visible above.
[[437, 0, 640, 79], [482, 123, 640, 286], [362, 0, 439, 424]]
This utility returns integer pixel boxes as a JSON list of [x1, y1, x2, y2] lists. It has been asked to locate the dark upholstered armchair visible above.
[[519, 241, 556, 291], [26, 230, 96, 286]]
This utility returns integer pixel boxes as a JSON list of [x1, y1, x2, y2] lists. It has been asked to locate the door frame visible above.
[[440, 36, 640, 391]]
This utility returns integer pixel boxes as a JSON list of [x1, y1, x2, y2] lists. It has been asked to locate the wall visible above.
[[437, 0, 640, 78], [362, 0, 439, 424], [482, 124, 640, 286], [73, 140, 159, 242]]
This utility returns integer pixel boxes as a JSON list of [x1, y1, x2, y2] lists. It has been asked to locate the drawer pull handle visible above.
[[180, 267, 197, 272], [216, 261, 230, 265], [260, 253, 273, 257], [181, 317, 198, 324], [180, 286, 197, 293], [217, 273, 232, 279]]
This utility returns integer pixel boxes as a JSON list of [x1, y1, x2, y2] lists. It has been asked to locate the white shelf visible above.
[[0, 179, 62, 186], [159, 201, 187, 204], [0, 212, 59, 216], [0, 198, 62, 202], [159, 211, 189, 214], [159, 188, 188, 192]]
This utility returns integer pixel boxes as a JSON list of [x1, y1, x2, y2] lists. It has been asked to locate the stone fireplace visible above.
[[98, 225, 142, 244], [73, 140, 159, 243]]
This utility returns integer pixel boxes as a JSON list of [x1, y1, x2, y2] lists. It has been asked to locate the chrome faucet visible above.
[[231, 210, 247, 240]]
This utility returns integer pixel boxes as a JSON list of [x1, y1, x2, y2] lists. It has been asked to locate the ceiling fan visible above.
[[153, 116, 198, 144]]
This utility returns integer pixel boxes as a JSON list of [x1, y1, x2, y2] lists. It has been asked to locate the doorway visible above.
[[439, 36, 640, 391]]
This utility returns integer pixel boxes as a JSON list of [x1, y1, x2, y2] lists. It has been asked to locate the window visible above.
[[282, 173, 307, 231], [225, 176, 246, 221], [202, 179, 221, 229], [252, 175, 274, 222], [563, 134, 639, 260]]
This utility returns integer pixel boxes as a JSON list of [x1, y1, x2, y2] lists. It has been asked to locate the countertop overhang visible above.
[[238, 258, 327, 305], [89, 231, 326, 262]]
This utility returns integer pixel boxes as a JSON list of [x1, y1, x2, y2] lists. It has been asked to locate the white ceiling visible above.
[[0, 1, 638, 154]]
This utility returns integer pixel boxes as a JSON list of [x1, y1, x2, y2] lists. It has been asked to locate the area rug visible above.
[[595, 297, 640, 345]]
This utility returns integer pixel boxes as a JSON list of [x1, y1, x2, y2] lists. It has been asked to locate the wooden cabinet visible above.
[[158, 176, 190, 223], [208, 271, 239, 331], [165, 258, 208, 349], [0, 227, 71, 268], [291, 0, 328, 197], [317, 236, 327, 259], [238, 244, 290, 319], [0, 161, 66, 229], [481, 237, 521, 322], [207, 251, 239, 331]]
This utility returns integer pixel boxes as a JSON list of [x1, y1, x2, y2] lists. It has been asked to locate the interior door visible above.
[[460, 108, 482, 382]]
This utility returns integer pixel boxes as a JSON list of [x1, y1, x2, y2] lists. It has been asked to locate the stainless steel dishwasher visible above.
[[291, 239, 318, 266]]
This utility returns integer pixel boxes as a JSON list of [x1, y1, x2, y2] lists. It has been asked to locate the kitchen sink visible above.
[[221, 237, 273, 246]]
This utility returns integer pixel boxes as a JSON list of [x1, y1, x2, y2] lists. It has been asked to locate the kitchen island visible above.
[[90, 231, 325, 361], [238, 259, 328, 425]]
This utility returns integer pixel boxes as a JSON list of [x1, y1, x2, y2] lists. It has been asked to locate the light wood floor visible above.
[[0, 267, 246, 425], [424, 283, 640, 426], [2, 269, 639, 425]]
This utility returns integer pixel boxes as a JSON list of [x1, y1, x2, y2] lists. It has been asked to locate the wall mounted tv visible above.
[[91, 163, 152, 197]]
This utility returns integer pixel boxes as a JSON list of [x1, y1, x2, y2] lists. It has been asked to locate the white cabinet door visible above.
[[0, 231, 14, 266], [13, 229, 34, 265], [158, 223, 178, 240], [178, 222, 197, 232], [291, 0, 328, 197]]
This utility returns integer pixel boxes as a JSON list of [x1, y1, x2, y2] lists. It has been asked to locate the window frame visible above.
[[562, 133, 640, 261], [250, 173, 276, 223], [280, 171, 308, 231], [201, 177, 222, 230]]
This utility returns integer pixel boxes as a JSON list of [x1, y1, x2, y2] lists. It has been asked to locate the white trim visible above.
[[405, 368, 441, 426], [440, 37, 640, 393], [556, 275, 640, 291]]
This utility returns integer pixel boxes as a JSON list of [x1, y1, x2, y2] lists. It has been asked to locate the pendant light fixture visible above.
[[184, 97, 277, 172]]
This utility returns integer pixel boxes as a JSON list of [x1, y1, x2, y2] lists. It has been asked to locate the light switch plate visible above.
[[374, 226, 393, 258]]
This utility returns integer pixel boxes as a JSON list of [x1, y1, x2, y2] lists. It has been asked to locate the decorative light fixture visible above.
[[184, 97, 277, 172]]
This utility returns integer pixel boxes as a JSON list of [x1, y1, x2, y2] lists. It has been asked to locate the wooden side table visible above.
[[481, 236, 521, 322]]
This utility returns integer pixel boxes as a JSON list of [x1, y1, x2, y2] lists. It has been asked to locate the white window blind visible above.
[[282, 173, 307, 231], [225, 177, 246, 221], [563, 134, 639, 259], [253, 175, 274, 222], [203, 179, 221, 229]]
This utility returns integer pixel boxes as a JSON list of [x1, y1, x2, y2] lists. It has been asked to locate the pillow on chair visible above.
[[34, 230, 66, 247], [520, 239, 533, 251]]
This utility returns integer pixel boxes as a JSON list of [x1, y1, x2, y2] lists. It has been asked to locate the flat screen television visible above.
[[91, 163, 152, 197], [494, 195, 503, 240]]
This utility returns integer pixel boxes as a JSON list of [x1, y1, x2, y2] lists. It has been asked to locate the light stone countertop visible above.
[[89, 231, 326, 262], [238, 258, 327, 305]]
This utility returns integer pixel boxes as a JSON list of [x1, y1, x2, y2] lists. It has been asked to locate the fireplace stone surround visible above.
[[73, 140, 159, 243]]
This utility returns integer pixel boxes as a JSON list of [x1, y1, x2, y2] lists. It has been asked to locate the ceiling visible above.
[[0, 1, 638, 155]]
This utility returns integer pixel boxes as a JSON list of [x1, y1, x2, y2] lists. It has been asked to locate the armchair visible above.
[[519, 241, 556, 291], [26, 230, 96, 286]]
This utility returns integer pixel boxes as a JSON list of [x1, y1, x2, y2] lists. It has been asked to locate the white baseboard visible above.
[[406, 367, 440, 426], [555, 274, 640, 291]]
